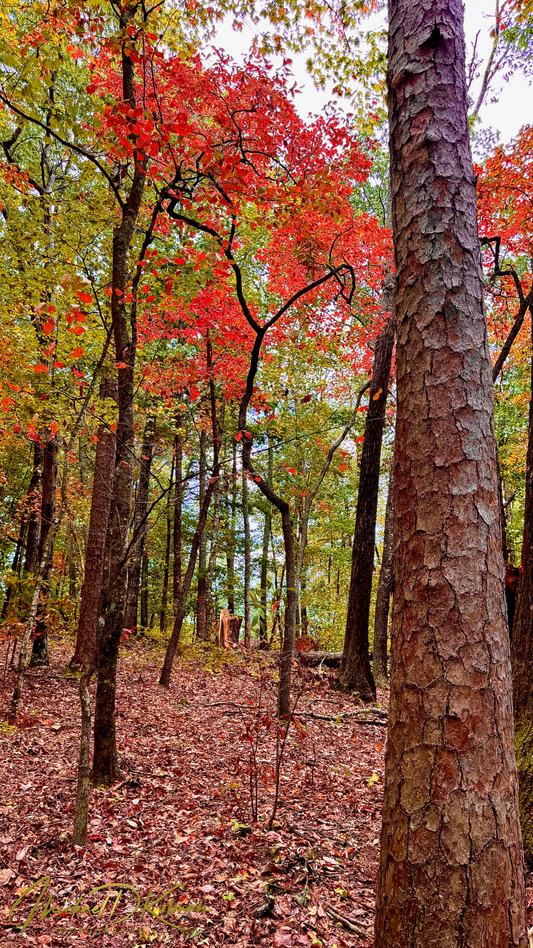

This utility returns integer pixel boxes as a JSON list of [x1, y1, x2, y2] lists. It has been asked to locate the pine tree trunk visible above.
[[341, 290, 395, 699], [375, 2, 527, 944], [372, 469, 394, 688], [71, 379, 117, 668], [31, 436, 58, 666], [124, 418, 155, 632]]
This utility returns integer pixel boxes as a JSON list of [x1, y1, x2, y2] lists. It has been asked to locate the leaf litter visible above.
[[0, 639, 388, 947]]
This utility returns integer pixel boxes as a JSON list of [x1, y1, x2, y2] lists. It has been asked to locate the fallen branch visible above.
[[301, 710, 388, 727], [297, 651, 343, 668], [324, 903, 370, 937]]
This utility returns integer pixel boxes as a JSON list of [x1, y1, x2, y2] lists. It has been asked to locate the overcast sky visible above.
[[213, 0, 529, 147]]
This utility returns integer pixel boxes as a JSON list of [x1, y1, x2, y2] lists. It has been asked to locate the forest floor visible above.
[[12, 633, 533, 947], [0, 636, 388, 948]]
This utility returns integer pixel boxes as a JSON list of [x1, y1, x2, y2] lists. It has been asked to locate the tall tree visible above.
[[374, 1, 527, 946]]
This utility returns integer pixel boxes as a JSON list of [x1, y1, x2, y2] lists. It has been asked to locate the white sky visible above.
[[213, 0, 530, 147]]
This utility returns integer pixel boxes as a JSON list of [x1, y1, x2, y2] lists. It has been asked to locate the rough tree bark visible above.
[[71, 378, 117, 668], [91, 23, 149, 786], [340, 286, 395, 699], [372, 468, 394, 688], [374, 2, 527, 946]]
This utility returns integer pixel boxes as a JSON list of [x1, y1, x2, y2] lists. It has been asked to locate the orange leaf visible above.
[[110, 422, 117, 433], [43, 318, 55, 335], [50, 421, 58, 435], [373, 387, 383, 400], [116, 361, 129, 369], [189, 385, 199, 400], [71, 348, 84, 358], [1, 397, 15, 410], [92, 434, 99, 442], [33, 364, 48, 374]]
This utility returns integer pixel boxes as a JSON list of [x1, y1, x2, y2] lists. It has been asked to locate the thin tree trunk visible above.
[[72, 663, 95, 846], [340, 290, 395, 699], [300, 569, 308, 637], [372, 469, 394, 688], [31, 436, 58, 666], [124, 417, 155, 632], [160, 404, 221, 687], [23, 441, 44, 576], [173, 422, 182, 615], [375, 2, 527, 944], [71, 378, 117, 669], [259, 445, 273, 641], [226, 441, 237, 613], [160, 453, 174, 634], [205, 476, 221, 638], [140, 547, 149, 629], [196, 429, 207, 639], [10, 448, 69, 718], [1, 507, 28, 621], [243, 471, 252, 648], [512, 313, 533, 863]]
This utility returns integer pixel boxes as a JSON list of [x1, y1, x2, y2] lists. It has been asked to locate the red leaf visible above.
[[43, 318, 55, 335], [189, 385, 199, 400], [76, 291, 93, 305], [116, 362, 129, 369], [33, 364, 48, 373], [301, 394, 312, 403], [71, 348, 84, 358]]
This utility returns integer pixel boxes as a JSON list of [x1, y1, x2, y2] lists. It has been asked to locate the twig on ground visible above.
[[324, 902, 370, 937]]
